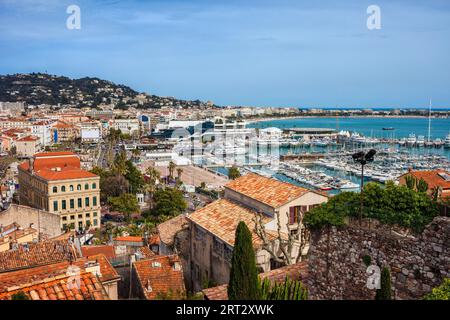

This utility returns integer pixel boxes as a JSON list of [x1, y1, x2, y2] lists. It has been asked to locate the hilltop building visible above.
[[186, 173, 328, 292]]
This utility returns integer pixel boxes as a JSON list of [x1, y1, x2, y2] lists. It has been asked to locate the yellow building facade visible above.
[[18, 152, 101, 231]]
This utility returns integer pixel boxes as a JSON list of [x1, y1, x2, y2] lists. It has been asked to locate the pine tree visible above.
[[228, 221, 259, 300], [375, 267, 392, 300]]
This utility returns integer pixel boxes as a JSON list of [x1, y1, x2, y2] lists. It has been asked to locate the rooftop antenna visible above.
[[428, 98, 432, 142]]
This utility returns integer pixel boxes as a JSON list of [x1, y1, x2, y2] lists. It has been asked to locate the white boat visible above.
[[406, 133, 416, 146], [340, 182, 360, 189], [416, 135, 425, 147], [445, 134, 450, 148], [434, 138, 444, 148]]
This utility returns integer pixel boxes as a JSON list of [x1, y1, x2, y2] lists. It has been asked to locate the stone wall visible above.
[[0, 204, 62, 238], [307, 217, 449, 300]]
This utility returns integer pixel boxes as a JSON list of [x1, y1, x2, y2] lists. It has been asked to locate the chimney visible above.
[[28, 157, 35, 174], [85, 260, 102, 277]]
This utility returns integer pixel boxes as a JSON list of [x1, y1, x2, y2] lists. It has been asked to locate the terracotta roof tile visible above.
[[157, 214, 189, 246], [114, 236, 143, 243], [81, 245, 116, 260], [186, 198, 274, 247], [202, 261, 309, 300], [0, 253, 120, 291], [133, 255, 186, 300], [225, 173, 310, 208], [0, 272, 108, 300], [0, 239, 79, 273], [18, 152, 98, 181], [136, 246, 156, 259], [401, 170, 450, 191]]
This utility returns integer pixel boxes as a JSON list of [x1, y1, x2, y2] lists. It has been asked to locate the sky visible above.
[[0, 0, 449, 108]]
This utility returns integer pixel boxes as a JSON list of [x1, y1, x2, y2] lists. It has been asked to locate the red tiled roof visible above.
[[225, 173, 310, 208], [0, 254, 120, 290], [0, 272, 108, 300], [16, 135, 39, 142], [157, 214, 189, 246], [400, 170, 450, 191], [81, 245, 116, 260], [0, 240, 79, 273], [202, 261, 309, 300], [186, 198, 274, 247], [137, 246, 156, 259], [132, 255, 186, 300], [18, 152, 99, 181], [114, 236, 143, 243]]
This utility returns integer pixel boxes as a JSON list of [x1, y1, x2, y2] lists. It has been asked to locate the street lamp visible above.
[[352, 149, 376, 222]]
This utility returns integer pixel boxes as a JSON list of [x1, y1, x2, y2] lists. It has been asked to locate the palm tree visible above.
[[176, 167, 183, 181], [132, 148, 141, 161], [168, 161, 176, 180], [145, 166, 160, 209]]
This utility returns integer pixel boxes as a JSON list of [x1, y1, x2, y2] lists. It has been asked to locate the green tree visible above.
[[112, 150, 129, 176], [108, 193, 139, 220], [228, 166, 241, 180], [150, 187, 187, 218], [405, 175, 416, 190], [125, 160, 145, 194], [375, 267, 392, 300], [144, 166, 161, 209], [168, 161, 176, 180], [258, 277, 308, 300], [423, 278, 450, 300], [416, 178, 429, 193], [101, 174, 130, 201], [305, 182, 439, 233], [176, 167, 183, 181], [228, 221, 259, 300]]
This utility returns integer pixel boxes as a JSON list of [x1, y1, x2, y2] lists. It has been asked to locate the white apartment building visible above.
[[80, 121, 102, 143], [112, 118, 140, 135], [31, 121, 53, 146]]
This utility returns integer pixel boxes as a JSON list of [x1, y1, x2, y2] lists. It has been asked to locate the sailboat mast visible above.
[[428, 98, 432, 142]]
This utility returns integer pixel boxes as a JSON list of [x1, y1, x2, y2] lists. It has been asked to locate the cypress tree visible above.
[[375, 267, 392, 300], [228, 221, 259, 300]]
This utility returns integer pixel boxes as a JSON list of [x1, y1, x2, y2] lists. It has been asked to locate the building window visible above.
[[93, 212, 98, 217], [213, 237, 224, 257], [194, 225, 206, 241], [52, 186, 57, 193], [78, 198, 82, 208], [70, 199, 74, 209], [224, 245, 233, 263], [86, 213, 90, 218], [53, 200, 58, 211], [61, 186, 66, 192], [94, 219, 98, 226], [77, 184, 81, 191], [289, 206, 306, 224], [62, 200, 66, 210], [85, 197, 90, 207], [70, 185, 74, 191], [78, 214, 83, 219], [93, 196, 97, 206], [62, 216, 67, 221], [62, 223, 67, 230], [70, 215, 75, 220], [92, 183, 97, 189], [85, 183, 89, 190]]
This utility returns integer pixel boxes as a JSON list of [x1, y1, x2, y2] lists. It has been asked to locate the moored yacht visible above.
[[445, 134, 450, 148], [406, 133, 416, 146]]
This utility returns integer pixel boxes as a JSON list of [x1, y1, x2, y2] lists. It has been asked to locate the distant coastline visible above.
[[246, 115, 449, 125]]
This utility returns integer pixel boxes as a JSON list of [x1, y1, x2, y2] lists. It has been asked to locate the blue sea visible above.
[[248, 117, 450, 140]]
